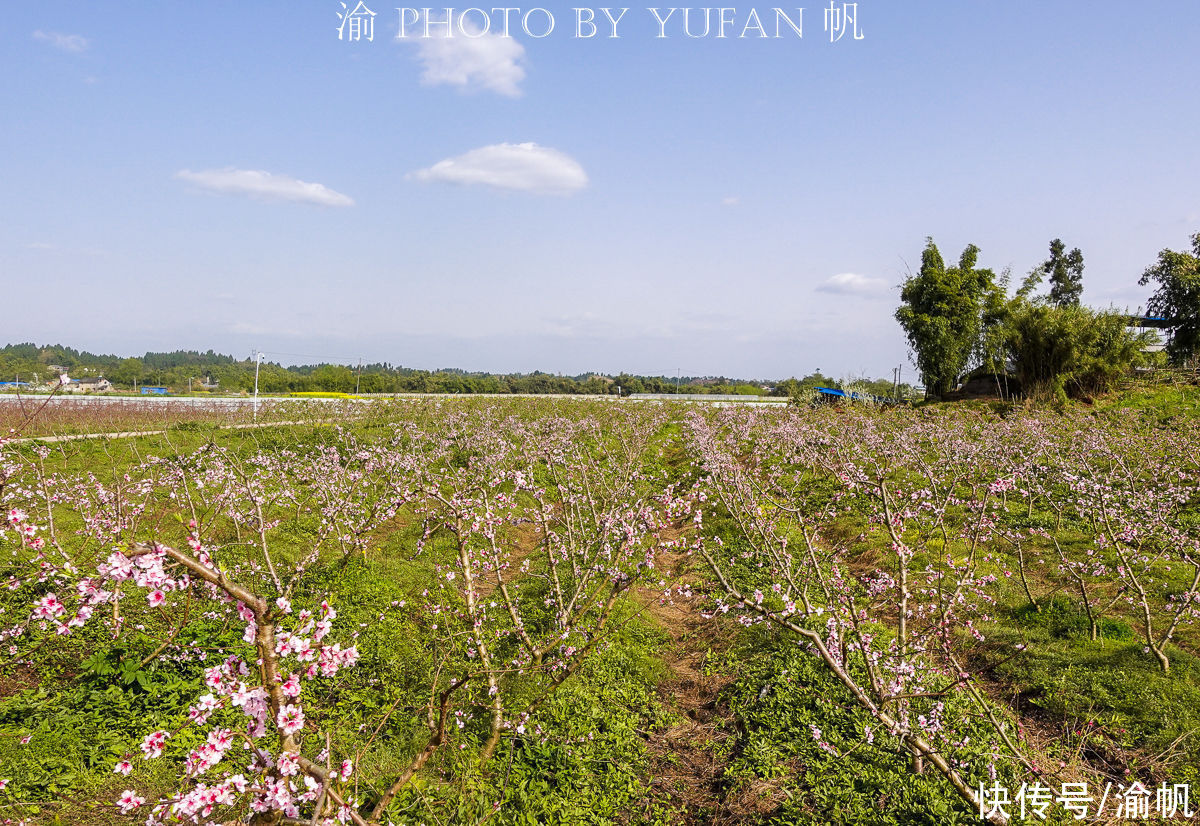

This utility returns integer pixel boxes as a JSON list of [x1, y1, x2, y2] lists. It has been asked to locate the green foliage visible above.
[[0, 343, 795, 397], [0, 643, 202, 804], [774, 371, 916, 405], [958, 234, 1146, 401], [1001, 300, 1149, 399], [5, 399, 1200, 825], [374, 615, 671, 825], [1094, 381, 1200, 420], [714, 628, 1015, 825], [1011, 596, 1134, 641], [1043, 238, 1085, 308], [490, 630, 669, 825], [1139, 231, 1200, 365], [987, 628, 1200, 786], [895, 239, 1000, 398]]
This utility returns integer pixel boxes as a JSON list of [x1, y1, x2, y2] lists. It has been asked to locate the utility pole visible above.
[[355, 359, 363, 395], [676, 368, 681, 393]]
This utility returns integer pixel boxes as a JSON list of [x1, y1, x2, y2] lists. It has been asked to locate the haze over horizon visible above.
[[4, 2, 1198, 379]]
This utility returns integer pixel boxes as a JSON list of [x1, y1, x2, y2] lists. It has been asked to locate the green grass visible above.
[[982, 597, 1200, 787], [1089, 379, 1200, 421], [3, 392, 1200, 825], [701, 626, 1018, 826]]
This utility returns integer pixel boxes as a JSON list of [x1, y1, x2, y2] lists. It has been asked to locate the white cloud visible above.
[[33, 30, 88, 52], [816, 272, 891, 296], [721, 196, 741, 207], [413, 143, 587, 194], [400, 13, 527, 97], [175, 168, 354, 207]]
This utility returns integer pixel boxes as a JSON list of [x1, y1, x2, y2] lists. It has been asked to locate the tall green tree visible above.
[[107, 357, 144, 388], [895, 238, 997, 398], [1139, 231, 1200, 364], [1043, 238, 1085, 307]]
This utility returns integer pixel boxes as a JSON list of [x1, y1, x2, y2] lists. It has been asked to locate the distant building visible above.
[[63, 376, 113, 393], [1128, 314, 1173, 354], [814, 386, 902, 406]]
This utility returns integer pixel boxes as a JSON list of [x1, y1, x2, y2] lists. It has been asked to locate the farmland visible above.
[[2, 389, 1200, 825]]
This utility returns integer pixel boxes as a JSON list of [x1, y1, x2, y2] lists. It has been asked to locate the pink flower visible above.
[[276, 704, 305, 735], [33, 593, 65, 620], [290, 636, 313, 661], [281, 673, 301, 698], [278, 751, 300, 776], [204, 665, 225, 690], [140, 730, 169, 759], [313, 619, 332, 641], [113, 759, 133, 776], [117, 790, 145, 813], [147, 589, 166, 608]]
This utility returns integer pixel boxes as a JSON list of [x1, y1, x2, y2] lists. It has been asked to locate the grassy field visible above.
[[1, 385, 1199, 824]]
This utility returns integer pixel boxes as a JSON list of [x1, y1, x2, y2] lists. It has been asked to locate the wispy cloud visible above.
[[33, 30, 88, 52], [399, 13, 527, 97], [175, 168, 354, 207], [816, 272, 891, 296], [721, 196, 741, 207], [413, 143, 587, 194]]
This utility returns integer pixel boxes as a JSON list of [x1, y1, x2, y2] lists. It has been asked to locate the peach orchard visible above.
[[1, 399, 1198, 824]]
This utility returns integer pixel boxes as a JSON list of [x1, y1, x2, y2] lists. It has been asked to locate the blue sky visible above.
[[3, 2, 1198, 379]]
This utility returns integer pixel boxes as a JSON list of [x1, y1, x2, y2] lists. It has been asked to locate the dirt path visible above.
[[627, 547, 743, 825], [8, 419, 307, 445]]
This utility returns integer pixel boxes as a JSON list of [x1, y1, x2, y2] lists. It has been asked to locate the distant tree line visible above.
[[0, 344, 809, 397]]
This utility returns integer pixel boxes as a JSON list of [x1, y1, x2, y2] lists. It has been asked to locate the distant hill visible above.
[[0, 342, 804, 397]]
